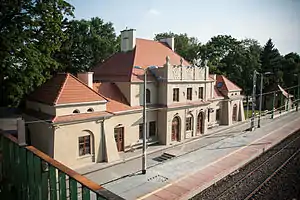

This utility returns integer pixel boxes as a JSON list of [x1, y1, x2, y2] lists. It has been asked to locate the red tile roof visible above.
[[28, 73, 106, 106], [92, 38, 191, 82], [216, 75, 242, 91], [213, 87, 224, 99], [93, 82, 135, 113]]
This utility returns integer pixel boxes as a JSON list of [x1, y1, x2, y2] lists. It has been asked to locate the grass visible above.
[[244, 110, 259, 119]]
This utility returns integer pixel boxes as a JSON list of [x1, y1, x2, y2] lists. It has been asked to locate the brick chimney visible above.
[[159, 37, 175, 51], [120, 28, 136, 52], [77, 72, 94, 88]]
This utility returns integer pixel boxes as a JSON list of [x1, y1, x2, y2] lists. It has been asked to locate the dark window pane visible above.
[[139, 124, 143, 139]]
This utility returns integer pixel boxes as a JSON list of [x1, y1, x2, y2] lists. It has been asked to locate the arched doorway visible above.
[[171, 116, 180, 141], [197, 112, 204, 135], [232, 104, 237, 122]]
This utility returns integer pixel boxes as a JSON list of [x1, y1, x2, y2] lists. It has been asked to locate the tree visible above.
[[199, 35, 262, 95], [55, 17, 120, 73], [260, 39, 283, 87], [0, 0, 74, 107], [154, 32, 200, 63], [281, 52, 300, 87]]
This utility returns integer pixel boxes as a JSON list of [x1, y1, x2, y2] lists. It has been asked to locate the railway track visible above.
[[192, 130, 300, 200], [244, 149, 300, 200]]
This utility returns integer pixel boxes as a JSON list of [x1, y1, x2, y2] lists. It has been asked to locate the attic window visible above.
[[87, 108, 94, 112], [73, 109, 80, 114], [217, 82, 223, 88]]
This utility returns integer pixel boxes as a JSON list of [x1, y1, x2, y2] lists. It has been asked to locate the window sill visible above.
[[77, 154, 94, 160]]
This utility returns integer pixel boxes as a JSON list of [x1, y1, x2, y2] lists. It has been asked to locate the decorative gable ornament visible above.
[[166, 56, 170, 65]]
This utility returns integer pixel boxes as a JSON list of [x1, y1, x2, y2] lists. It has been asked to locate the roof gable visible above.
[[216, 75, 242, 92], [28, 73, 106, 106], [93, 82, 132, 113]]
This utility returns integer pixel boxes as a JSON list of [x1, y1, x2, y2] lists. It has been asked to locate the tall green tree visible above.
[[260, 39, 283, 86], [199, 35, 262, 95], [55, 17, 120, 73], [0, 0, 74, 107], [281, 52, 300, 87], [154, 32, 200, 63]]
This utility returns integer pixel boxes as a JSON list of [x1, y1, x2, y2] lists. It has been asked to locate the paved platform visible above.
[[77, 111, 300, 200]]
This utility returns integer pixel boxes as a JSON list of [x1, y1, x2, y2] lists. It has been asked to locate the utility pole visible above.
[[257, 74, 263, 128], [133, 65, 158, 175], [251, 70, 257, 131], [246, 95, 249, 119], [142, 70, 147, 174], [297, 74, 300, 111]]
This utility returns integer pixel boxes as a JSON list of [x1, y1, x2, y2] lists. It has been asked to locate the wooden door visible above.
[[114, 127, 124, 152], [171, 117, 180, 141], [232, 104, 237, 122], [197, 112, 204, 135]]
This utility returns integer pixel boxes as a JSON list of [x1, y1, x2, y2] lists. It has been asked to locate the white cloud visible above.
[[148, 9, 160, 16]]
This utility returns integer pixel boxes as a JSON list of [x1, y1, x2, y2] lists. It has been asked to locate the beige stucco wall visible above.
[[166, 63, 207, 81], [27, 121, 54, 156], [228, 91, 241, 97], [104, 110, 158, 151], [130, 82, 158, 107], [54, 120, 103, 168], [55, 103, 106, 116], [166, 106, 208, 145], [166, 82, 208, 105], [207, 100, 222, 126], [26, 101, 56, 115]]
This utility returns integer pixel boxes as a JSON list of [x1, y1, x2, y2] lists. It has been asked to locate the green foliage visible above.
[[199, 36, 262, 95], [0, 0, 74, 107], [55, 17, 119, 73], [154, 32, 200, 63], [260, 39, 283, 87]]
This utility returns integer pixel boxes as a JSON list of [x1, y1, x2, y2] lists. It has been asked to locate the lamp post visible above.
[[257, 72, 272, 128], [271, 92, 276, 119], [133, 65, 158, 174], [295, 73, 300, 111], [250, 70, 257, 131]]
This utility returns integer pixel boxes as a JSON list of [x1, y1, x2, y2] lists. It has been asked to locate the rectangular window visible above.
[[149, 121, 156, 137], [216, 109, 220, 121], [139, 124, 143, 139], [78, 135, 91, 156], [187, 88, 192, 100], [173, 88, 179, 102], [198, 87, 204, 99], [186, 117, 192, 131]]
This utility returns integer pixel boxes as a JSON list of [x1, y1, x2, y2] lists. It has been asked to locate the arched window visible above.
[[87, 108, 94, 112], [79, 130, 95, 157], [232, 104, 237, 121], [146, 89, 151, 103], [73, 109, 80, 114], [186, 114, 193, 131]]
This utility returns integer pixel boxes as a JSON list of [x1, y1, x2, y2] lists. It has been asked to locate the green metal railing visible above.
[[0, 132, 123, 200]]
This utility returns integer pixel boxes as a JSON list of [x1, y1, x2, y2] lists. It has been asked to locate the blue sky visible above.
[[68, 0, 300, 55]]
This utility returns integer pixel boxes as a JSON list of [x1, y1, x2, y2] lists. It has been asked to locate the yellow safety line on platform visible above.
[[137, 116, 300, 200]]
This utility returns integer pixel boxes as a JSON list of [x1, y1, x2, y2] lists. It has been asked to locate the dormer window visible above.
[[87, 108, 94, 113], [73, 109, 80, 114]]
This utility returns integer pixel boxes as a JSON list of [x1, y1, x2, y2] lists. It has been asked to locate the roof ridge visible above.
[[222, 75, 242, 90], [54, 73, 69, 105], [68, 73, 109, 102]]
